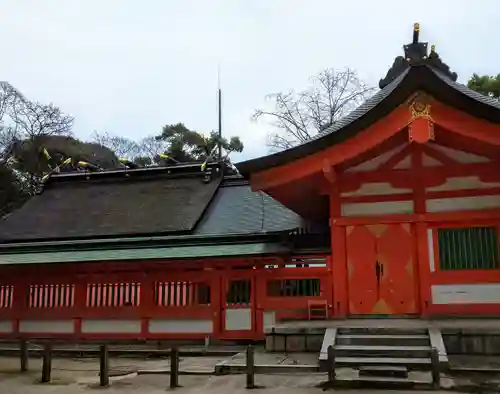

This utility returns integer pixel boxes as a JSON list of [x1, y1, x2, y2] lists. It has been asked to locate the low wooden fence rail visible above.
[[12, 341, 443, 390]]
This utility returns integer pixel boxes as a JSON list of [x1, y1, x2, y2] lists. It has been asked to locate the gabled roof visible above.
[[196, 176, 304, 235], [236, 28, 500, 178], [0, 164, 222, 242], [0, 164, 316, 248]]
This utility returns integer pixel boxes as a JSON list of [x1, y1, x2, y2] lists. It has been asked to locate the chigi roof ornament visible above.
[[379, 23, 458, 89]]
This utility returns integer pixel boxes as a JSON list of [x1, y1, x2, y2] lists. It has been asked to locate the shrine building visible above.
[[0, 24, 499, 342]]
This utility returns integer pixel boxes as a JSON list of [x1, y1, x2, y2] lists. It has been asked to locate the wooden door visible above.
[[347, 223, 418, 315], [220, 271, 256, 339]]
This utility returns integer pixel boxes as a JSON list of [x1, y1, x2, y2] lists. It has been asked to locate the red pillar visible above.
[[330, 187, 347, 318], [12, 278, 28, 336], [73, 276, 87, 338], [140, 272, 155, 339], [411, 144, 432, 316], [210, 270, 222, 339], [416, 222, 432, 316]]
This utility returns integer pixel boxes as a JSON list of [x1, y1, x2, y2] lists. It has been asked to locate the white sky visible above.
[[1, 0, 499, 162]]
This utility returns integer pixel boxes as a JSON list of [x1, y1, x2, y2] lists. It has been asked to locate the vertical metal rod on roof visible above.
[[217, 64, 222, 162]]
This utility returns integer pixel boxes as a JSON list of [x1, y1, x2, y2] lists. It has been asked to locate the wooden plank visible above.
[[335, 356, 430, 365], [215, 364, 319, 374], [319, 328, 337, 361], [335, 345, 430, 351], [336, 334, 428, 340], [428, 328, 449, 365]]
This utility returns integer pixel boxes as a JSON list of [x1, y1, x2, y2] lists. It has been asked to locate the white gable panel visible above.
[[346, 145, 408, 172], [430, 144, 490, 164]]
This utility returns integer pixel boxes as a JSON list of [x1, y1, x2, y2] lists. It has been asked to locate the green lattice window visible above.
[[267, 279, 321, 297], [437, 226, 500, 270]]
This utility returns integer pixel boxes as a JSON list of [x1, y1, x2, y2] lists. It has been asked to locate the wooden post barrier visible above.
[[246, 345, 255, 389], [170, 347, 180, 389], [41, 343, 52, 383], [20, 339, 28, 372], [430, 347, 440, 389], [327, 345, 335, 383], [100, 344, 110, 387]]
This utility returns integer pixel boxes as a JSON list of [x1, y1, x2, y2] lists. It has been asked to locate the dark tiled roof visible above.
[[431, 68, 500, 110], [314, 68, 410, 139], [196, 178, 304, 235], [0, 172, 221, 242], [236, 65, 500, 177]]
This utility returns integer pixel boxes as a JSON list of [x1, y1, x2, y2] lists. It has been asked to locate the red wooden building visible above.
[[0, 25, 499, 342]]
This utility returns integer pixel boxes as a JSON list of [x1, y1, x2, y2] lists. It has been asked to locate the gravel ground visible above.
[[0, 370, 466, 394], [0, 355, 498, 394]]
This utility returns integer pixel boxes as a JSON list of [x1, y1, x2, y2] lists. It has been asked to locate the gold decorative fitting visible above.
[[411, 101, 432, 121], [414, 22, 420, 31], [408, 92, 433, 122]]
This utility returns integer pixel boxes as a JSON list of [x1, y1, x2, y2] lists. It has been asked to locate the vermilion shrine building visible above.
[[0, 27, 499, 342]]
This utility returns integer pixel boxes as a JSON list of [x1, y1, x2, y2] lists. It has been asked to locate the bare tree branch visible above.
[[254, 68, 376, 151], [10, 99, 73, 139], [0, 84, 74, 194], [137, 135, 169, 158], [91, 131, 140, 160]]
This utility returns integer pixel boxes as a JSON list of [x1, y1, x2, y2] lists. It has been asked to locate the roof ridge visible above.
[[428, 66, 500, 110]]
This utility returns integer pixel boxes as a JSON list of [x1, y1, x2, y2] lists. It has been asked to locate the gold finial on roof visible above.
[[431, 45, 436, 53], [412, 23, 420, 43]]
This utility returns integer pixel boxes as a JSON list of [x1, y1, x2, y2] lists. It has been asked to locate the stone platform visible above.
[[265, 318, 500, 355]]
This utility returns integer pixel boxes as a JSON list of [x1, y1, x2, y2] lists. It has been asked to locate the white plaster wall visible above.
[[81, 319, 141, 334], [341, 182, 411, 197], [225, 308, 251, 331], [346, 145, 407, 172], [427, 195, 500, 212], [432, 284, 500, 304], [393, 155, 412, 169], [263, 311, 276, 329], [0, 321, 13, 333], [427, 177, 500, 192], [342, 201, 413, 216], [19, 320, 74, 334], [421, 154, 442, 167], [430, 144, 490, 163], [148, 319, 213, 334]]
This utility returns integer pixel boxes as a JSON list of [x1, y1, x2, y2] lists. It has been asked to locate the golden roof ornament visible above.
[[378, 23, 458, 89]]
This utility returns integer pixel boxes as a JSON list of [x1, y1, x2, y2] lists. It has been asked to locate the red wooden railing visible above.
[[0, 255, 332, 341]]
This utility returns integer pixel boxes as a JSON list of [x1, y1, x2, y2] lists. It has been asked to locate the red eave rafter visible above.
[[340, 161, 500, 186], [432, 100, 500, 146], [250, 98, 500, 192], [250, 104, 410, 191]]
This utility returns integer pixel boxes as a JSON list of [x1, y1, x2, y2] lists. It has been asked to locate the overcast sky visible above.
[[1, 0, 499, 162]]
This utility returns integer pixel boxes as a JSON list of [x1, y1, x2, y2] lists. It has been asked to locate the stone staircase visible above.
[[319, 326, 448, 385]]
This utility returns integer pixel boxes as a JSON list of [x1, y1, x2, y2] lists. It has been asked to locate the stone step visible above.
[[337, 327, 428, 336], [335, 344, 432, 358], [334, 356, 431, 369], [334, 375, 432, 390], [358, 365, 408, 378], [336, 334, 429, 347]]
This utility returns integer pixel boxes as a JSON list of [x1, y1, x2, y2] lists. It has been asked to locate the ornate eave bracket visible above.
[[407, 93, 435, 143], [322, 159, 337, 184]]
